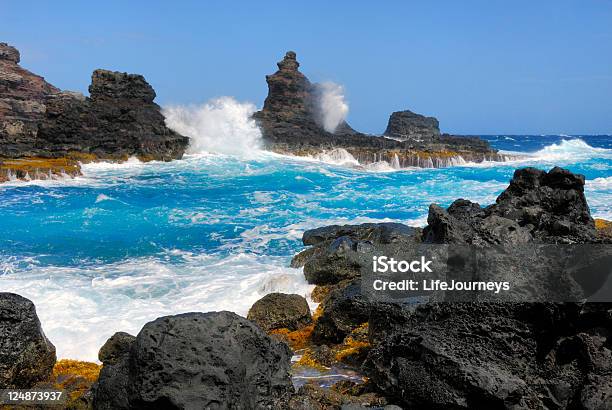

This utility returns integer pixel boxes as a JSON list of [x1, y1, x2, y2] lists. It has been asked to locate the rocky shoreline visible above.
[[0, 42, 188, 183], [2, 166, 611, 409], [1, 43, 511, 183]]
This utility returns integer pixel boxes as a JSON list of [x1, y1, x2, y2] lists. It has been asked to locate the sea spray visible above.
[[163, 97, 263, 157], [314, 82, 349, 133]]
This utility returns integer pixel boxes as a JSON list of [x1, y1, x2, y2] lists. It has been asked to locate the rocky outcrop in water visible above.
[[0, 42, 188, 182], [384, 109, 440, 141], [254, 51, 505, 168], [0, 292, 56, 389], [93, 311, 293, 409]]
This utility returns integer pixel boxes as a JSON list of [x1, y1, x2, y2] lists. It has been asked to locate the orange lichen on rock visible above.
[[0, 157, 81, 182], [294, 350, 330, 371], [52, 359, 101, 405], [334, 323, 370, 363], [595, 218, 611, 230], [270, 323, 315, 350]]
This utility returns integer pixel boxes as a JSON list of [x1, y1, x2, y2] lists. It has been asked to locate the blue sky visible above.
[[2, 0, 611, 134]]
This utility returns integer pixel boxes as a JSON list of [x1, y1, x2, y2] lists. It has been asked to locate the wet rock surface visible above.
[[0, 42, 188, 163], [93, 311, 293, 409], [248, 292, 312, 332], [253, 51, 503, 168], [0, 292, 56, 389]]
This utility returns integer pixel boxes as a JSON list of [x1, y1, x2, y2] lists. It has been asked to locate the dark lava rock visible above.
[[98, 331, 135, 366], [312, 281, 371, 345], [424, 167, 597, 245], [37, 69, 189, 161], [93, 311, 293, 409], [297, 223, 420, 285], [247, 292, 312, 332], [383, 109, 440, 141], [253, 51, 501, 168], [0, 292, 56, 389], [1, 42, 188, 161], [363, 302, 612, 409], [0, 43, 60, 157]]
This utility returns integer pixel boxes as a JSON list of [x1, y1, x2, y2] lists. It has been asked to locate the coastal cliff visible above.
[[254, 51, 506, 168], [0, 42, 188, 182]]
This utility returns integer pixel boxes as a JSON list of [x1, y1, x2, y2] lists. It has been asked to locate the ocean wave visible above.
[[0, 252, 313, 361]]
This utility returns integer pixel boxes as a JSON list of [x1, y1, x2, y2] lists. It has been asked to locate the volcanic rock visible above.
[[423, 167, 597, 245], [363, 302, 612, 409], [98, 332, 135, 366], [0, 292, 56, 388], [0, 42, 188, 168], [247, 292, 312, 332], [93, 311, 293, 409], [37, 69, 189, 161], [383, 109, 440, 141], [0, 42, 60, 158], [312, 281, 370, 345], [254, 51, 504, 168]]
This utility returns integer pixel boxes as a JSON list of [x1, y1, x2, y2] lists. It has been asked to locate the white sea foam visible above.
[[314, 82, 349, 133], [163, 97, 263, 157], [1, 252, 313, 361]]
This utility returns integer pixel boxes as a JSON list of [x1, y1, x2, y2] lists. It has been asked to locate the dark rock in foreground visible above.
[[247, 292, 312, 332], [0, 292, 56, 389], [364, 302, 612, 409], [93, 311, 293, 409], [254, 51, 505, 168], [98, 331, 135, 366], [0, 42, 188, 172], [424, 166, 598, 244], [294, 166, 612, 409]]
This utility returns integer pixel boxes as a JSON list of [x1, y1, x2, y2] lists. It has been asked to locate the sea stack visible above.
[[254, 51, 505, 168]]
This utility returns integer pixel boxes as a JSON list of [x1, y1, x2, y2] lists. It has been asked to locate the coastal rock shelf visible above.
[[254, 51, 508, 169], [0, 42, 188, 182]]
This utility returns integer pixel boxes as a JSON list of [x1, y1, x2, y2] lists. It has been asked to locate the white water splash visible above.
[[163, 97, 263, 157], [314, 82, 349, 133]]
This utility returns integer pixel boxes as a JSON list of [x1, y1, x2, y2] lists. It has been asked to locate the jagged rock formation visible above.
[[0, 292, 56, 389], [423, 166, 598, 244], [93, 311, 293, 409], [0, 42, 188, 182], [384, 109, 440, 141], [293, 167, 612, 409], [37, 69, 188, 161], [254, 51, 506, 168]]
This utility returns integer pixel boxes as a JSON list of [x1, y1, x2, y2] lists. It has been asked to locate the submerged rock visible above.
[[0, 292, 56, 388], [93, 311, 293, 409], [248, 292, 312, 332]]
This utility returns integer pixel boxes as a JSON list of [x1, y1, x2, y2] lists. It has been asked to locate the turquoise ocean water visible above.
[[0, 135, 610, 360]]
